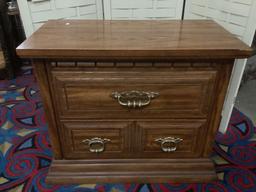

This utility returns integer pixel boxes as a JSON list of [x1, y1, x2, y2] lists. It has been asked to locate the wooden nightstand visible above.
[[16, 20, 252, 184]]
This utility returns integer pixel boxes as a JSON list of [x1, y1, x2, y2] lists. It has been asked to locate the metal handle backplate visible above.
[[155, 137, 183, 152], [112, 90, 159, 108], [82, 137, 110, 153]]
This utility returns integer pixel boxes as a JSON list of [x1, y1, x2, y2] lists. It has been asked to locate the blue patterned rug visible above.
[[0, 67, 256, 192]]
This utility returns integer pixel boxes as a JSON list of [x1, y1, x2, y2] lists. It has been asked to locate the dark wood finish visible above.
[[16, 20, 252, 184], [0, 0, 24, 79], [0, 51, 4, 69], [46, 159, 217, 184], [16, 20, 252, 60], [7, 5, 25, 47]]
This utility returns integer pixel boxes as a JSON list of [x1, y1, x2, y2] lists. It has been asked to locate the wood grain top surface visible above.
[[16, 20, 252, 59]]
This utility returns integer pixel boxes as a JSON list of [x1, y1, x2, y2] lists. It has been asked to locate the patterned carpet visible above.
[[0, 67, 256, 192]]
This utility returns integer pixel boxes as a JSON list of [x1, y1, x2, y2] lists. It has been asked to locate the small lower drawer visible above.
[[60, 120, 206, 159], [137, 120, 206, 158], [61, 121, 132, 159]]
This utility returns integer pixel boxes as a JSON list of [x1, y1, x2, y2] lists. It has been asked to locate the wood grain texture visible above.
[[138, 120, 206, 158], [25, 20, 252, 184], [203, 61, 234, 156], [43, 61, 230, 183], [46, 158, 217, 184], [16, 20, 252, 59], [61, 121, 132, 159], [0, 51, 5, 69], [33, 61, 62, 159], [50, 64, 217, 119], [59, 119, 206, 159]]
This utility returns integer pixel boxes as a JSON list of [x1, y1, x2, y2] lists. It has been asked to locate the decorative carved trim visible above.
[[50, 61, 219, 69]]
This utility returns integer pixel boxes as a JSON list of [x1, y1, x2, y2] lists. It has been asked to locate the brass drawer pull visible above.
[[82, 137, 110, 153], [155, 137, 183, 152], [111, 91, 159, 108]]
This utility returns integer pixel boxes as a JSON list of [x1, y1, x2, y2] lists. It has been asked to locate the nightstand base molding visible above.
[[46, 158, 217, 184]]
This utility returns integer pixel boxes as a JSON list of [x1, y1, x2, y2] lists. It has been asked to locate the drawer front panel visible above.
[[138, 120, 206, 158], [61, 120, 206, 159], [51, 69, 217, 119], [61, 121, 133, 159]]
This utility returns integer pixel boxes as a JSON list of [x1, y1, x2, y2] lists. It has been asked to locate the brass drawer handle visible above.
[[82, 137, 110, 153], [111, 91, 159, 108], [155, 137, 183, 152]]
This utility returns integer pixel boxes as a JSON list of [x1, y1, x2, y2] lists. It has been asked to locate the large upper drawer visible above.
[[50, 68, 217, 119]]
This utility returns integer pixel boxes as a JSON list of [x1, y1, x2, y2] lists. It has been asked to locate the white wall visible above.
[[18, 0, 184, 36], [185, 0, 255, 40], [185, 0, 256, 133], [103, 0, 184, 20], [17, 0, 103, 37]]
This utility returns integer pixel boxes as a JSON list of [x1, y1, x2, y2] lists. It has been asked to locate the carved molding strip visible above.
[[50, 61, 218, 68]]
